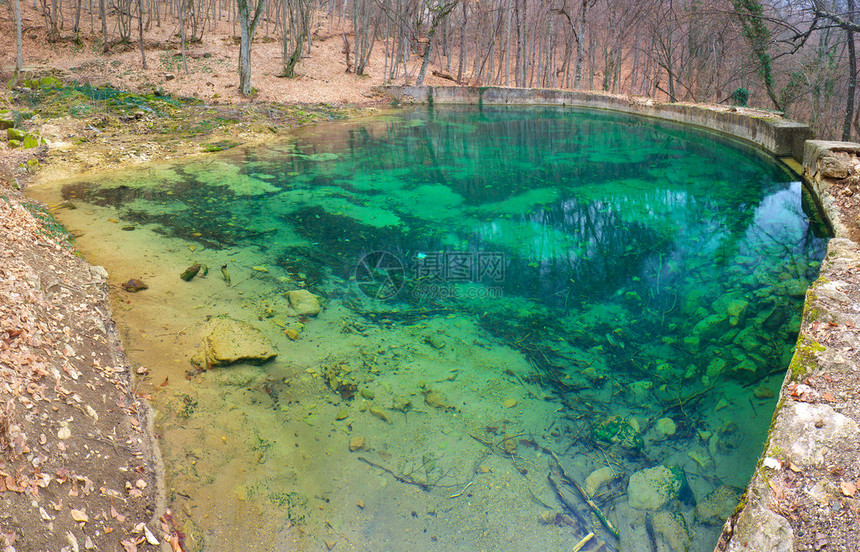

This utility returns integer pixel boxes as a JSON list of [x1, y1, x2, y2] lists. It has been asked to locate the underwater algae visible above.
[[35, 106, 827, 551]]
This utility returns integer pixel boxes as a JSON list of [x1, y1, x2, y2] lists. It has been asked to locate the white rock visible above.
[[762, 457, 781, 470]]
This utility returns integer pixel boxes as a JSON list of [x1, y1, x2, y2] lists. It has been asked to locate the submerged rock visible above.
[[584, 466, 616, 497], [287, 289, 321, 316], [191, 316, 277, 368], [714, 291, 750, 327], [591, 415, 644, 453], [692, 313, 729, 341], [651, 511, 691, 552], [349, 436, 367, 451], [180, 263, 202, 281], [627, 465, 684, 510], [777, 278, 810, 298], [654, 417, 677, 438], [121, 278, 148, 292], [696, 484, 741, 525]]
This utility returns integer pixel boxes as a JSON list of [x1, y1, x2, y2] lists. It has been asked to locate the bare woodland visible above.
[[2, 0, 860, 140]]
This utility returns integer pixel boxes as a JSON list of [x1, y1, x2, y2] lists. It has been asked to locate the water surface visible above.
[[34, 106, 827, 551]]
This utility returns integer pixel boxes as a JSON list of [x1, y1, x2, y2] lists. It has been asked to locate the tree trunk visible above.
[[138, 0, 147, 68], [14, 0, 23, 75], [180, 0, 188, 73], [73, 0, 83, 42], [237, 0, 267, 96], [99, 0, 108, 51], [416, 32, 436, 85], [457, 1, 467, 83], [574, 0, 587, 88], [844, 0, 857, 141], [504, 0, 511, 85]]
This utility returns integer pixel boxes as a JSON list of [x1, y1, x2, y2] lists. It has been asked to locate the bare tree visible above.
[[416, 0, 459, 85], [237, 0, 268, 95], [845, 0, 857, 140], [352, 0, 379, 75], [14, 0, 24, 75]]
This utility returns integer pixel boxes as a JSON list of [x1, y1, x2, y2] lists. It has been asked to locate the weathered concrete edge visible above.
[[716, 144, 860, 550], [379, 85, 812, 161]]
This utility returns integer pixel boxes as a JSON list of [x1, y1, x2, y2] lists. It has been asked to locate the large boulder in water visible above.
[[192, 316, 277, 368], [627, 465, 684, 510]]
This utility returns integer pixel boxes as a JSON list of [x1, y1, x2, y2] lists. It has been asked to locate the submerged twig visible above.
[[357, 457, 431, 491], [548, 451, 620, 540], [357, 456, 467, 491]]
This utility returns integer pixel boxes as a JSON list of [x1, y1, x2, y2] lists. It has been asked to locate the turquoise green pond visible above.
[[36, 106, 827, 551]]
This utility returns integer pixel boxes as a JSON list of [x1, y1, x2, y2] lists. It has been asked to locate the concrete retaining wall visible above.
[[381, 85, 812, 161]]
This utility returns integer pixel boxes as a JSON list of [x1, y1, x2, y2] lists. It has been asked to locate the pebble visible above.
[[369, 406, 391, 424], [349, 436, 366, 452]]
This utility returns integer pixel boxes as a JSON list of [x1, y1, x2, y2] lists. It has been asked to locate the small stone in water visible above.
[[655, 417, 677, 437], [369, 406, 391, 424], [503, 398, 517, 409], [335, 409, 349, 420], [349, 436, 367, 451], [180, 263, 202, 281], [754, 385, 775, 399], [426, 334, 446, 349], [121, 278, 148, 292]]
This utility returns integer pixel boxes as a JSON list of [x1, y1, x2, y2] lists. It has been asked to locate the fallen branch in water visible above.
[[548, 450, 620, 540], [357, 456, 468, 492], [357, 456, 431, 491]]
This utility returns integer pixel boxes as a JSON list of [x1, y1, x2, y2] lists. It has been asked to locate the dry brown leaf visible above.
[[169, 535, 186, 552], [768, 478, 786, 500], [841, 481, 857, 497], [120, 539, 138, 552]]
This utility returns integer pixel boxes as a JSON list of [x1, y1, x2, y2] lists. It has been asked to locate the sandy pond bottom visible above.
[[28, 106, 827, 551]]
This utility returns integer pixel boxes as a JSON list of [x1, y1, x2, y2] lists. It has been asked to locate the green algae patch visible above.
[[788, 335, 826, 381], [591, 415, 644, 452]]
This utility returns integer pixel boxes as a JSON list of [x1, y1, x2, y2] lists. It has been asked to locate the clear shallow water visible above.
[[42, 106, 826, 551]]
